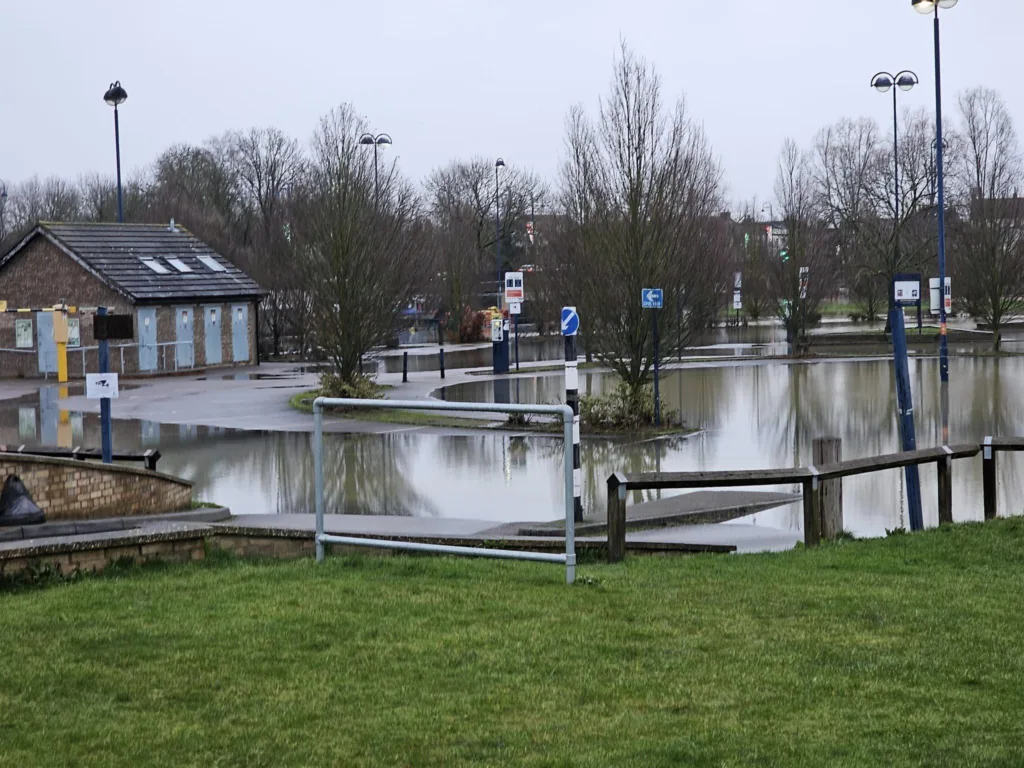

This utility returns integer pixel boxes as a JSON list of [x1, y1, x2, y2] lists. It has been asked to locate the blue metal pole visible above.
[[495, 165, 501, 303], [114, 107, 123, 224], [98, 307, 113, 463], [652, 309, 661, 427], [933, 8, 949, 385], [891, 306, 923, 531]]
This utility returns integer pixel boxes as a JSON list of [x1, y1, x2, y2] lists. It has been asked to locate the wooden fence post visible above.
[[607, 473, 628, 564], [802, 476, 821, 547], [982, 437, 997, 521], [937, 452, 953, 525], [813, 437, 842, 540]]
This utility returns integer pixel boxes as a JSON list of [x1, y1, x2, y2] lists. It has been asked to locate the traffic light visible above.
[[779, 248, 790, 262]]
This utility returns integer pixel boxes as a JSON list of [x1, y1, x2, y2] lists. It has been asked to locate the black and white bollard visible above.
[[564, 327, 583, 523]]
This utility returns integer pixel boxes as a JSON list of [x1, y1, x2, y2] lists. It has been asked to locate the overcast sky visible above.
[[2, 0, 1019, 211]]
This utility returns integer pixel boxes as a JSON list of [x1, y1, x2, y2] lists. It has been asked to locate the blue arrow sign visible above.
[[561, 306, 579, 336], [642, 288, 663, 309]]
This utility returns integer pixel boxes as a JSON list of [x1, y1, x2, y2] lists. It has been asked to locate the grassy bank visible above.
[[4, 519, 1024, 766]]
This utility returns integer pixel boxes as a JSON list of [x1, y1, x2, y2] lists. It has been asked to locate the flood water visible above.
[[4, 355, 1024, 537]]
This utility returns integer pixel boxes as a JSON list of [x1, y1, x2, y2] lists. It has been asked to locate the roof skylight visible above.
[[166, 257, 192, 273], [141, 258, 170, 275], [197, 254, 227, 272]]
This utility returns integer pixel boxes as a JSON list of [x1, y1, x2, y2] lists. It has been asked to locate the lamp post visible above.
[[495, 158, 506, 305], [871, 70, 918, 318], [358, 133, 393, 208], [102, 81, 127, 223], [0, 182, 7, 243], [912, 0, 957, 388]]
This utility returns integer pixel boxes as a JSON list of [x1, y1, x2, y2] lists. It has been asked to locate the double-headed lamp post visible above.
[[912, 0, 957, 387], [871, 70, 918, 289], [495, 158, 506, 304], [358, 133, 392, 208], [102, 81, 127, 223]]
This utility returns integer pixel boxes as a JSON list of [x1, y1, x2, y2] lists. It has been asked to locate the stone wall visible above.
[[0, 453, 192, 520]]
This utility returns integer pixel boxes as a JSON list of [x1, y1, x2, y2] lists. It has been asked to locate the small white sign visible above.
[[509, 301, 522, 315], [894, 280, 920, 304], [732, 291, 742, 310], [929, 277, 952, 316], [734, 272, 742, 290], [490, 318, 503, 343], [68, 317, 81, 348], [505, 272, 525, 302], [86, 373, 119, 400], [799, 266, 809, 300], [15, 318, 33, 349]]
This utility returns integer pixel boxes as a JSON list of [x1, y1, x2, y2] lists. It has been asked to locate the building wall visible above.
[[0, 234, 259, 376], [0, 453, 193, 520]]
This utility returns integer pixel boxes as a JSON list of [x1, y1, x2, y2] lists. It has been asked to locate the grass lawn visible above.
[[5, 520, 1024, 766]]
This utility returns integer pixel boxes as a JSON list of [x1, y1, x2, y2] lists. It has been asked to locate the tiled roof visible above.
[[0, 222, 263, 303]]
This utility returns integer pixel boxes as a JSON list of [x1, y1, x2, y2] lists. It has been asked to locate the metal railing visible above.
[[313, 397, 577, 584], [73, 340, 195, 376]]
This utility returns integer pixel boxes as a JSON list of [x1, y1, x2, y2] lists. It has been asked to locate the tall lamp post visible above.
[[871, 70, 918, 313], [912, 0, 957, 389], [358, 133, 393, 208], [0, 182, 7, 243], [102, 81, 127, 223], [494, 158, 506, 305]]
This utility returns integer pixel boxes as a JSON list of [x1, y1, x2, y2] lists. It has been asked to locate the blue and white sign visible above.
[[561, 306, 579, 336], [642, 288, 663, 309]]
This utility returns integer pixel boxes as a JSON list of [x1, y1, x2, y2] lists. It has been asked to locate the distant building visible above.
[[0, 221, 263, 378]]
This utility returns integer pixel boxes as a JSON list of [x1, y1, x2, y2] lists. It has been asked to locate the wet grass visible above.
[[4, 519, 1024, 766]]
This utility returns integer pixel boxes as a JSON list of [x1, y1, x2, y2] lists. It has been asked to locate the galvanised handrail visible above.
[[313, 397, 577, 584]]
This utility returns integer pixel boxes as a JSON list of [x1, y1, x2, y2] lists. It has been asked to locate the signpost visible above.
[[891, 281, 923, 531], [561, 307, 582, 522], [642, 289, 663, 426], [505, 272, 524, 371], [733, 272, 742, 326], [894, 272, 923, 331], [929, 277, 952, 317], [96, 307, 113, 463]]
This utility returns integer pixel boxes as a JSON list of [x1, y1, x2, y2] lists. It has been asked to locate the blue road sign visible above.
[[642, 288, 663, 309], [561, 306, 579, 336]]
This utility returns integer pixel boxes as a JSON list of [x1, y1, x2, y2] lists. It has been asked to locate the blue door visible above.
[[203, 305, 222, 365], [138, 307, 157, 372], [231, 303, 249, 363], [36, 311, 56, 374], [175, 307, 194, 368]]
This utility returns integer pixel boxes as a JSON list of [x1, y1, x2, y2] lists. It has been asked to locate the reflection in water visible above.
[[4, 357, 1024, 535]]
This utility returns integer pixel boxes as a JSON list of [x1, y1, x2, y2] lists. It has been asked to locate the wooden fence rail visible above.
[[607, 443, 982, 563]]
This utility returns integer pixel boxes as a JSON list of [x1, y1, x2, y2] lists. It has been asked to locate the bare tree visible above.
[[553, 44, 726, 401], [768, 140, 840, 350], [294, 104, 429, 385], [233, 127, 305, 356], [425, 158, 544, 339], [949, 87, 1024, 350]]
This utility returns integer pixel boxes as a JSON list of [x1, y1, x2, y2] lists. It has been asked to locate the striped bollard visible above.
[[561, 306, 583, 523]]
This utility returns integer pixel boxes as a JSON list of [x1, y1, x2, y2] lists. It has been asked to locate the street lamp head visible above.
[[359, 133, 376, 146], [375, 134, 392, 147], [912, 0, 957, 14], [103, 81, 127, 107], [495, 158, 506, 169], [896, 71, 919, 91], [871, 73, 894, 93]]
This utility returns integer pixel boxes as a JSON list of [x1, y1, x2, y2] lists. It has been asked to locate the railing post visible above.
[[439, 347, 445, 379], [983, 436, 997, 521], [607, 472, 627, 564], [937, 448, 953, 525], [314, 399, 325, 562], [812, 437, 842, 540], [402, 351, 408, 383], [802, 474, 821, 547]]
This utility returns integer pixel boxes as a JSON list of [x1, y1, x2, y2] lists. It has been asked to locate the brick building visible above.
[[0, 221, 263, 377]]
